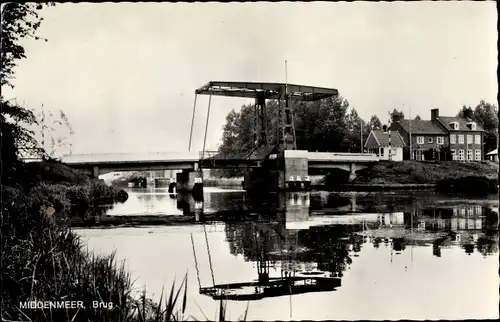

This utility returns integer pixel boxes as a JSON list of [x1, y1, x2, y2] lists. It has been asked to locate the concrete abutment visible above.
[[176, 170, 203, 196], [243, 150, 311, 192]]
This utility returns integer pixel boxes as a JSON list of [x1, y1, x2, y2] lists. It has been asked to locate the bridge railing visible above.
[[199, 151, 249, 160]]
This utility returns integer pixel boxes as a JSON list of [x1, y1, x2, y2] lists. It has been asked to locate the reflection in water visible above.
[[188, 191, 498, 304], [84, 189, 498, 320]]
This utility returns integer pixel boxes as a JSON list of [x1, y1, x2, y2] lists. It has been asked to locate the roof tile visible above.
[[396, 120, 446, 134], [368, 130, 406, 147]]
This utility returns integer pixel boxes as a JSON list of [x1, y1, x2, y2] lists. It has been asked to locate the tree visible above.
[[293, 96, 349, 152], [457, 105, 474, 120], [414, 115, 421, 120], [1, 100, 39, 184], [1, 3, 55, 88], [31, 108, 75, 159], [343, 108, 369, 153], [368, 115, 382, 130], [463, 101, 499, 156], [1, 3, 54, 185], [389, 108, 405, 124], [216, 95, 351, 176]]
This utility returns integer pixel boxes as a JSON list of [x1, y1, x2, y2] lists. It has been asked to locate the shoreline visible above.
[[312, 183, 438, 191], [71, 196, 499, 229]]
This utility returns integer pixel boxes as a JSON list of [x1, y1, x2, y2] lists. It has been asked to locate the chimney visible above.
[[431, 108, 439, 121]]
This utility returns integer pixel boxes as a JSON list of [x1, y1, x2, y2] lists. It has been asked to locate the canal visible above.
[[76, 187, 499, 321]]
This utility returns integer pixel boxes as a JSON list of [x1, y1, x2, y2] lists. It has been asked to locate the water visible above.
[[77, 188, 499, 321]]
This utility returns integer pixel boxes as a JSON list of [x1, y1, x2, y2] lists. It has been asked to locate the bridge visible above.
[[61, 80, 379, 192], [61, 151, 378, 174]]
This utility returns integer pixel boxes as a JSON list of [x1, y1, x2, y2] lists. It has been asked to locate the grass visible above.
[[354, 160, 498, 184], [1, 163, 248, 321]]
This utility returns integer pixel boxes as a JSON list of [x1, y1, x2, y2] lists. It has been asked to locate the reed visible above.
[[1, 184, 248, 322]]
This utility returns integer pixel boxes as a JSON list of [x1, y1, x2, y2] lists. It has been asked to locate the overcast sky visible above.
[[3, 2, 498, 155]]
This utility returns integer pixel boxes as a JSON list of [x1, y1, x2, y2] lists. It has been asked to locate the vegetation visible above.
[[213, 96, 371, 177], [353, 160, 498, 185], [2, 4, 244, 321]]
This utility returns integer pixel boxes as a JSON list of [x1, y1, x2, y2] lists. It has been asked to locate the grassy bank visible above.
[[353, 160, 498, 185], [2, 162, 240, 321]]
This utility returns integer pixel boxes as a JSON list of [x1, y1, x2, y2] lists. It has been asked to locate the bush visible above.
[[436, 176, 492, 196], [25, 181, 123, 221]]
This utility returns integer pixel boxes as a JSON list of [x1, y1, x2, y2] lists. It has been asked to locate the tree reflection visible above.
[[224, 220, 363, 279]]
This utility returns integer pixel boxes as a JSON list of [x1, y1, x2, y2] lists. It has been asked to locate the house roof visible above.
[[435, 116, 485, 132], [486, 149, 498, 156], [396, 119, 447, 135], [365, 130, 406, 148]]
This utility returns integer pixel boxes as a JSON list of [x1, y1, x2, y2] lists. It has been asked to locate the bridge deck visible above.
[[62, 152, 200, 165], [60, 151, 379, 170]]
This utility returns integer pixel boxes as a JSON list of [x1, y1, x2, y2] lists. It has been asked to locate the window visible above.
[[449, 122, 459, 130], [417, 136, 424, 144], [475, 149, 481, 161], [413, 150, 424, 161], [467, 149, 473, 161], [451, 149, 456, 160], [474, 135, 480, 144], [458, 149, 464, 160], [450, 134, 456, 144], [458, 135, 464, 144], [468, 122, 477, 130], [437, 137, 444, 145], [467, 135, 473, 143], [428, 137, 433, 143]]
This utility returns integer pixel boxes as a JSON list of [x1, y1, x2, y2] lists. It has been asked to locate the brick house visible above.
[[431, 109, 485, 161], [389, 119, 448, 161], [389, 108, 485, 161]]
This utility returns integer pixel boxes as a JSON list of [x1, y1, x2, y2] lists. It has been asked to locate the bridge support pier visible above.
[[349, 163, 357, 183], [176, 170, 203, 194], [282, 150, 309, 190], [92, 166, 100, 179], [243, 150, 310, 192]]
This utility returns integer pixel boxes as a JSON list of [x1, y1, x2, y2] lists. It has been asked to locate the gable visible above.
[[365, 130, 406, 148], [364, 131, 380, 148]]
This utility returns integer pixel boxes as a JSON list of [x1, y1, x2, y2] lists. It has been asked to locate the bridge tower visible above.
[[253, 96, 269, 151], [191, 81, 338, 192]]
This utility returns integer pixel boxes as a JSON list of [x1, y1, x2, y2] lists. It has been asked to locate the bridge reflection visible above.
[[185, 191, 498, 302]]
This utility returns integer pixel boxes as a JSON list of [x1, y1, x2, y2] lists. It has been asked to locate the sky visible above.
[[3, 2, 498, 155]]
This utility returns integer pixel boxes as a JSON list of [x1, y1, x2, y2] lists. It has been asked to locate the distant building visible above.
[[486, 148, 498, 162], [389, 108, 485, 161], [364, 129, 405, 161]]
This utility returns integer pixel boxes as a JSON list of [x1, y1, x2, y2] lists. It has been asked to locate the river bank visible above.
[[203, 161, 498, 193], [353, 160, 498, 184], [2, 161, 195, 321]]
